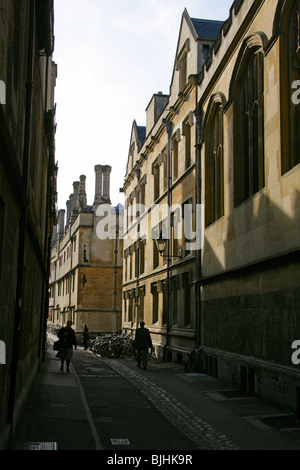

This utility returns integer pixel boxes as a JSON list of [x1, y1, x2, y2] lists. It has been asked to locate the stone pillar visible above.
[[94, 165, 104, 204], [72, 181, 80, 211], [51, 225, 57, 247], [102, 165, 112, 202], [79, 174, 87, 210], [58, 209, 65, 239], [66, 198, 71, 226], [69, 194, 74, 215]]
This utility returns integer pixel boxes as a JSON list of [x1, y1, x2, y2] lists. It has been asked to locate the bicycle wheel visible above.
[[107, 344, 118, 358], [185, 357, 193, 372]]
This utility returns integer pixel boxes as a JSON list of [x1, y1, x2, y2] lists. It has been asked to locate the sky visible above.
[[53, 0, 233, 211]]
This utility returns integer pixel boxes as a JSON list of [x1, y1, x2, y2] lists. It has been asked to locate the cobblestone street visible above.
[[103, 358, 239, 450], [14, 346, 300, 453]]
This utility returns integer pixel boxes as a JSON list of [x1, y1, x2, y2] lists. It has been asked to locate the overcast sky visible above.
[[53, 0, 233, 211]]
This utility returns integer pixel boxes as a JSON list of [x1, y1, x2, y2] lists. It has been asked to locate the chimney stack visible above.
[[94, 164, 112, 206], [58, 209, 65, 239], [102, 165, 112, 203], [72, 181, 80, 211], [66, 198, 71, 227], [79, 174, 87, 210], [94, 165, 103, 204], [51, 224, 57, 247]]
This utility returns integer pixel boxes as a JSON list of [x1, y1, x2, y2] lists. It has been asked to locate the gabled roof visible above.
[[180, 8, 223, 41], [136, 125, 146, 148], [125, 121, 146, 180], [168, 9, 224, 92], [190, 17, 223, 39]]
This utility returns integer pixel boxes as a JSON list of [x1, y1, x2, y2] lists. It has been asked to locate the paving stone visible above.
[[105, 358, 240, 450]]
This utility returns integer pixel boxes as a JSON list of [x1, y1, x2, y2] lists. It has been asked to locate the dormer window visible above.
[[129, 143, 135, 172], [179, 53, 188, 92], [202, 44, 210, 61], [177, 39, 190, 93]]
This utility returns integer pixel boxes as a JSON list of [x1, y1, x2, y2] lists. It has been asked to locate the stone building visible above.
[[122, 11, 224, 360], [122, 0, 300, 413], [48, 165, 123, 337], [0, 0, 57, 448]]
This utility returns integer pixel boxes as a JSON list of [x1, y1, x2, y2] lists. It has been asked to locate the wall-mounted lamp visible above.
[[82, 274, 87, 286], [82, 245, 88, 263], [155, 231, 182, 259]]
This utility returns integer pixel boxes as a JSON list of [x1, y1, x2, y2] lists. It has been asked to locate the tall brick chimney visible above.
[[94, 165, 103, 205], [58, 209, 65, 239], [66, 198, 71, 227], [94, 164, 112, 206], [102, 165, 111, 203], [79, 174, 87, 210], [72, 181, 80, 211]]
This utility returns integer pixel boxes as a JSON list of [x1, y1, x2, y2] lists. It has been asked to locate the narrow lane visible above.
[[71, 350, 239, 451]]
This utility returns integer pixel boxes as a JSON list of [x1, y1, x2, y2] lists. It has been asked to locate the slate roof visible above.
[[190, 18, 223, 39], [136, 125, 146, 145]]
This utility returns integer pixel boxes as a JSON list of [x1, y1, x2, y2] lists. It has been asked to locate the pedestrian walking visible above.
[[134, 321, 152, 370], [57, 320, 77, 372], [82, 323, 89, 350]]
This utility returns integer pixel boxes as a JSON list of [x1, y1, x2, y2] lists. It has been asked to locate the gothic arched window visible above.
[[279, 0, 300, 173], [231, 34, 265, 206], [204, 95, 224, 227]]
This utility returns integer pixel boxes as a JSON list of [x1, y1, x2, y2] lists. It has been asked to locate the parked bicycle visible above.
[[45, 333, 51, 351], [89, 332, 137, 359], [185, 346, 202, 372], [47, 323, 61, 336]]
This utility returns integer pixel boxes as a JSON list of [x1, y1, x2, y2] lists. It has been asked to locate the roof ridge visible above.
[[190, 17, 224, 23]]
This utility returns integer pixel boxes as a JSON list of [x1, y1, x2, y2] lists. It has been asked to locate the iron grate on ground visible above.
[[22, 442, 58, 450]]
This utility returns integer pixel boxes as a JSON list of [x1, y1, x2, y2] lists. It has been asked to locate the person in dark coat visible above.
[[134, 321, 152, 370], [57, 320, 77, 372], [82, 323, 89, 350]]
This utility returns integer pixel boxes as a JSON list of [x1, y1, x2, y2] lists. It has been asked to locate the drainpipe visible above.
[[133, 168, 141, 327], [41, 111, 56, 363], [53, 259, 57, 321], [40, 214, 52, 363], [194, 105, 204, 347], [8, 0, 36, 442], [68, 234, 74, 319], [113, 206, 120, 329], [163, 119, 173, 361]]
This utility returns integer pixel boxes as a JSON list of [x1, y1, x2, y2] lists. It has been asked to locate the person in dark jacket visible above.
[[57, 320, 77, 372], [82, 323, 89, 350], [134, 321, 152, 370]]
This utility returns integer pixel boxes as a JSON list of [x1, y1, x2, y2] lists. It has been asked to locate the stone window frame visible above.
[[170, 275, 179, 327], [170, 207, 181, 259], [152, 158, 160, 202], [139, 175, 147, 210], [181, 196, 194, 257], [171, 128, 181, 181], [230, 33, 267, 207], [162, 147, 168, 193], [203, 93, 225, 227], [176, 39, 190, 93], [151, 282, 159, 325], [182, 271, 192, 327], [151, 223, 160, 269], [183, 117, 191, 170], [277, 0, 300, 174], [134, 238, 146, 277]]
